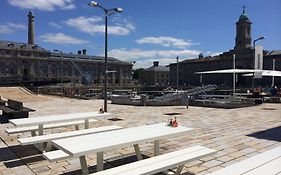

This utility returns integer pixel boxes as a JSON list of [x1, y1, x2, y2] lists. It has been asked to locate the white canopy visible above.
[[242, 70, 281, 77], [195, 69, 263, 74]]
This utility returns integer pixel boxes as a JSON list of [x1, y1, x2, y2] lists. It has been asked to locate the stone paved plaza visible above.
[[0, 95, 281, 175]]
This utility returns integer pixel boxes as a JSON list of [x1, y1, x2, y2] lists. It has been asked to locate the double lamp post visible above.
[[88, 1, 123, 112]]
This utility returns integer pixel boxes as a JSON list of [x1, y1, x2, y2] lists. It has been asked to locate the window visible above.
[[247, 26, 250, 35]]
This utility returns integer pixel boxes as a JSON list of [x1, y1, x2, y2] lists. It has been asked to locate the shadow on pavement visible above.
[[247, 125, 281, 142]]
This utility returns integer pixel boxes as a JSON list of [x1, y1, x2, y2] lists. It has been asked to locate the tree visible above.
[[132, 68, 144, 80]]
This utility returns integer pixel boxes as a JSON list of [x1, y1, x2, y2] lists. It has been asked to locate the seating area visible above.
[[0, 99, 35, 119], [1, 96, 281, 175], [3, 109, 218, 175]]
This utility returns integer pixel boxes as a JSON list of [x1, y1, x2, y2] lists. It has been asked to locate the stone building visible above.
[[140, 61, 169, 86], [169, 8, 281, 88], [0, 11, 133, 86]]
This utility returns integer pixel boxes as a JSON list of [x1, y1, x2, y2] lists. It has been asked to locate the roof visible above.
[[143, 65, 169, 72], [0, 40, 48, 52], [50, 52, 132, 65], [239, 7, 250, 21], [266, 50, 281, 56], [239, 13, 249, 20], [0, 40, 131, 65]]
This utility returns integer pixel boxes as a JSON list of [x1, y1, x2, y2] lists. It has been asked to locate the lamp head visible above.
[[114, 7, 123, 12], [259, 36, 265, 40], [88, 1, 98, 7]]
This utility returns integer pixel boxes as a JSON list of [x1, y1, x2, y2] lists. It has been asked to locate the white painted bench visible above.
[[89, 145, 216, 175], [8, 112, 111, 136], [207, 146, 281, 175], [6, 119, 97, 136], [19, 125, 123, 146], [43, 150, 71, 162]]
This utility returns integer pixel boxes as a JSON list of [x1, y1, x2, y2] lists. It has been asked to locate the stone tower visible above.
[[28, 11, 35, 45], [234, 6, 252, 50]]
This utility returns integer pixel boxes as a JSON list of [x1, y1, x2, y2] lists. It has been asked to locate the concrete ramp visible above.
[[0, 87, 50, 102]]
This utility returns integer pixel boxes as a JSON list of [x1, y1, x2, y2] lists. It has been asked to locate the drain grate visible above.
[[164, 112, 183, 116], [262, 108, 277, 110], [108, 117, 123, 121]]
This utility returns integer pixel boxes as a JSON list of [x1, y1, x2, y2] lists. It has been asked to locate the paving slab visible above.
[[0, 96, 281, 175]]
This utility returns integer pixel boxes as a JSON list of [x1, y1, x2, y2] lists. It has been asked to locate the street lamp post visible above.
[[88, 1, 123, 113], [253, 36, 265, 49], [53, 50, 63, 98], [233, 54, 236, 96], [176, 56, 179, 90], [272, 59, 276, 87]]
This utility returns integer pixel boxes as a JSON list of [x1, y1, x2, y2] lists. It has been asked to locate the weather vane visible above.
[[242, 5, 246, 14]]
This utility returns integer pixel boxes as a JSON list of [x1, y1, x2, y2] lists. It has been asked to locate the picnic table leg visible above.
[[154, 140, 160, 156], [31, 130, 36, 136], [75, 125, 80, 130], [79, 156, 89, 175], [174, 165, 184, 175], [37, 124, 44, 151], [84, 119, 89, 129], [45, 142, 53, 151], [96, 152, 104, 171], [38, 124, 43, 135], [133, 144, 143, 160]]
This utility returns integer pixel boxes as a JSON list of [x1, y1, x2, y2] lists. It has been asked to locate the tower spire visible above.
[[242, 5, 246, 14]]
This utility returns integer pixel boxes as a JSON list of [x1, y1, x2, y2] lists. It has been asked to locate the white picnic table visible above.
[[9, 112, 112, 135], [50, 123, 193, 175]]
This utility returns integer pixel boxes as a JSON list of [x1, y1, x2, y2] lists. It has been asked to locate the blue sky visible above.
[[0, 0, 280, 68]]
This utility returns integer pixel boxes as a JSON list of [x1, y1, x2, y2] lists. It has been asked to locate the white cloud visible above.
[[7, 23, 27, 30], [8, 0, 76, 11], [108, 48, 201, 68], [0, 25, 12, 34], [48, 22, 63, 28], [136, 36, 197, 49], [39, 33, 90, 45], [0, 22, 26, 34], [205, 51, 223, 57], [64, 16, 135, 36]]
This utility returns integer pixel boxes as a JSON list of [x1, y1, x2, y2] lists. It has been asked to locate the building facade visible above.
[[170, 9, 281, 88], [140, 61, 169, 86], [0, 11, 133, 87]]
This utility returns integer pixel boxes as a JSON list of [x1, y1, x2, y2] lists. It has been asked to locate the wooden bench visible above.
[[22, 125, 123, 152], [88, 146, 215, 175], [6, 119, 98, 136], [207, 146, 281, 175], [0, 99, 35, 119]]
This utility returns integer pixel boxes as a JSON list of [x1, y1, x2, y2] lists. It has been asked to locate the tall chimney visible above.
[[28, 11, 35, 45], [153, 61, 159, 67]]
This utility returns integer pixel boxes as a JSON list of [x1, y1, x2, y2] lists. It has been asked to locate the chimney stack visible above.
[[153, 61, 159, 67], [28, 11, 35, 45], [78, 50, 82, 55], [82, 49, 87, 55]]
